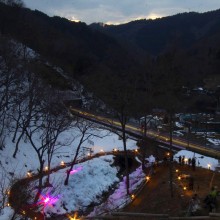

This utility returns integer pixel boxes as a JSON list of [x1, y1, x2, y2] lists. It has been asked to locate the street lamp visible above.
[[207, 164, 211, 169]]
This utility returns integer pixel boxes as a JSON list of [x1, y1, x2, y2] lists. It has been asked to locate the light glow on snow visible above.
[[175, 149, 219, 171], [69, 166, 83, 175], [27, 172, 32, 177], [146, 176, 150, 181], [67, 213, 79, 220], [38, 194, 59, 207]]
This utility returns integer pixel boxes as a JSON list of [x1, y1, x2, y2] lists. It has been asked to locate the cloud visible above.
[[23, 0, 220, 24]]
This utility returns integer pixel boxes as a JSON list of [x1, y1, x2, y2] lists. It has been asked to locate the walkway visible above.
[[123, 162, 220, 217]]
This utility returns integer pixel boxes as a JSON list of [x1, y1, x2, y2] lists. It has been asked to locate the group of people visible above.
[[188, 186, 219, 216], [178, 155, 196, 170]]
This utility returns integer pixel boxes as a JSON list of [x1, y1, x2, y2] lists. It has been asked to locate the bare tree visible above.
[[0, 170, 10, 211], [107, 79, 138, 195], [21, 82, 74, 202], [10, 71, 41, 158], [64, 118, 101, 186], [41, 95, 73, 185], [0, 0, 24, 7], [0, 36, 25, 150]]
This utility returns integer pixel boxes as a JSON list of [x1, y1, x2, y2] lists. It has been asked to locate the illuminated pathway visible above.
[[70, 107, 220, 159], [9, 151, 121, 220]]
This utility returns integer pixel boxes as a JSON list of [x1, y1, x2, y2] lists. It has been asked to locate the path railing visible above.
[[82, 212, 220, 219]]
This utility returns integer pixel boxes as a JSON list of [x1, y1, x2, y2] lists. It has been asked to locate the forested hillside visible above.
[[91, 9, 220, 55], [0, 2, 141, 80], [0, 1, 219, 114]]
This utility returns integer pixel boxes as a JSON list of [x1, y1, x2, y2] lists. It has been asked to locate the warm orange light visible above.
[[207, 164, 211, 169], [7, 203, 10, 207], [100, 149, 104, 153], [131, 194, 135, 199], [178, 176, 181, 180], [176, 169, 179, 173], [167, 152, 170, 156], [60, 161, 65, 166], [135, 149, 138, 152], [27, 172, 32, 177], [68, 213, 79, 220], [146, 176, 150, 181], [183, 186, 187, 190], [184, 158, 188, 163], [45, 166, 48, 171]]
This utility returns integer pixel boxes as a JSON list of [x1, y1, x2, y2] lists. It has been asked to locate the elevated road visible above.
[[69, 107, 220, 159]]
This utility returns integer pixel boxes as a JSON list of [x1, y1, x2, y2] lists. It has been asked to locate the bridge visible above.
[[69, 107, 220, 159]]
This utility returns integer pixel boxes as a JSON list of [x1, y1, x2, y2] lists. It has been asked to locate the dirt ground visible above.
[[123, 161, 220, 218]]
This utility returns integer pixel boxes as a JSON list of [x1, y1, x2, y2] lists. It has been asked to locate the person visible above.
[[204, 186, 218, 212], [182, 155, 185, 165], [188, 176, 194, 190], [210, 186, 218, 198], [155, 157, 159, 166], [188, 158, 192, 166], [192, 157, 196, 171], [188, 194, 200, 216], [163, 156, 168, 166], [170, 154, 173, 162], [178, 155, 182, 164]]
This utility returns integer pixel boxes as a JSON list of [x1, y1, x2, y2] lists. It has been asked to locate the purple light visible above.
[[69, 166, 83, 175], [44, 197, 50, 204], [38, 194, 59, 207]]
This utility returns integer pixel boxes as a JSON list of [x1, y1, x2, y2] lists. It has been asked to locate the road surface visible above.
[[69, 107, 220, 159]]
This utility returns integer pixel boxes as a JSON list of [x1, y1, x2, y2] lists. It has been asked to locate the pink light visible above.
[[70, 170, 77, 174], [38, 194, 59, 207], [44, 197, 50, 204], [69, 166, 83, 175]]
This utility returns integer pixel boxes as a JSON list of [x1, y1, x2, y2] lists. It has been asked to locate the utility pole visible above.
[[187, 122, 191, 149], [205, 113, 208, 148], [169, 111, 174, 198]]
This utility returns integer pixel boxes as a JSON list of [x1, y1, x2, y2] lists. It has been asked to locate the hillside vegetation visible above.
[[0, 1, 219, 113]]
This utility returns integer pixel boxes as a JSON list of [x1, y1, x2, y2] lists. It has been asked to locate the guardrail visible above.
[[82, 212, 220, 219]]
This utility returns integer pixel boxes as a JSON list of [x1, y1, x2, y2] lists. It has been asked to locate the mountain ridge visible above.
[[0, 2, 220, 112], [90, 9, 220, 55]]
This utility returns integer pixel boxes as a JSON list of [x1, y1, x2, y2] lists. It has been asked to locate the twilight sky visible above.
[[23, 0, 220, 24]]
